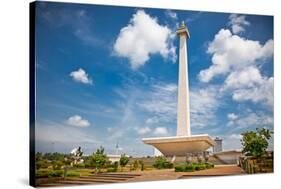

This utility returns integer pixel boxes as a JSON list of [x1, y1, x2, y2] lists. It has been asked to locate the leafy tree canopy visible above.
[[241, 128, 273, 158]]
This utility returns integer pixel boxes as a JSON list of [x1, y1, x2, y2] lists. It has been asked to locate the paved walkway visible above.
[[37, 165, 245, 187], [178, 165, 245, 179], [128, 165, 245, 182]]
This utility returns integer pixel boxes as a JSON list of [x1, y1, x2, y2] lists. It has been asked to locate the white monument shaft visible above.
[[142, 22, 215, 156], [177, 24, 191, 136]]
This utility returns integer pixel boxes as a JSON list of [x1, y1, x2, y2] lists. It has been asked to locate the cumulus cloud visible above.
[[198, 29, 273, 83], [114, 10, 176, 70], [137, 83, 177, 123], [36, 121, 94, 143], [67, 115, 90, 127], [145, 116, 159, 124], [70, 68, 93, 84], [227, 110, 273, 129], [223, 66, 273, 106], [227, 113, 238, 121], [138, 126, 151, 135], [153, 127, 168, 135], [222, 133, 242, 150], [190, 86, 221, 128], [165, 10, 178, 20], [228, 14, 250, 34]]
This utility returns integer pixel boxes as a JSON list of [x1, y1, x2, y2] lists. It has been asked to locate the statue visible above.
[[70, 146, 84, 165]]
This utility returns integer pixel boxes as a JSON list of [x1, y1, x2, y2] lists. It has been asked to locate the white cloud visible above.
[[67, 115, 90, 127], [138, 83, 221, 129], [224, 67, 273, 106], [153, 127, 168, 135], [222, 134, 242, 150], [114, 10, 176, 70], [228, 14, 250, 34], [224, 66, 264, 89], [138, 126, 151, 135], [198, 29, 273, 83], [145, 116, 159, 124], [165, 10, 178, 20], [227, 113, 238, 121], [36, 121, 96, 144], [227, 110, 273, 129], [70, 68, 93, 84], [137, 83, 177, 123], [229, 133, 242, 140], [190, 86, 221, 128]]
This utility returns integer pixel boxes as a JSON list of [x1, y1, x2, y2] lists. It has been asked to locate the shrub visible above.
[[175, 164, 194, 172], [49, 170, 64, 177], [205, 162, 214, 169], [36, 170, 64, 178], [36, 160, 49, 170], [36, 170, 50, 178], [133, 160, 139, 170], [119, 154, 129, 170], [174, 163, 214, 172], [73, 163, 85, 168], [153, 156, 173, 169], [52, 161, 63, 170], [107, 167, 117, 172], [66, 171, 80, 177], [140, 160, 144, 171], [107, 161, 118, 172]]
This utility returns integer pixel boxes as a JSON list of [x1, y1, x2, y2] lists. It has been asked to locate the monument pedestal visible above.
[[142, 134, 215, 156]]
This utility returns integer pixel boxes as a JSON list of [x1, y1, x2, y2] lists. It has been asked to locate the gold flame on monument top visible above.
[[177, 20, 190, 39]]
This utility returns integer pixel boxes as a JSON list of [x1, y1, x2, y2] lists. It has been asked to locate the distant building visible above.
[[213, 137, 223, 152], [107, 154, 129, 162], [213, 150, 242, 164]]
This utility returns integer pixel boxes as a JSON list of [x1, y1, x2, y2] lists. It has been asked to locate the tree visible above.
[[90, 146, 108, 173], [119, 154, 129, 171], [241, 128, 273, 158]]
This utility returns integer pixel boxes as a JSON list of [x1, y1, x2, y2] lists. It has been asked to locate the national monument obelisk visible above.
[[142, 21, 215, 156], [176, 21, 191, 137]]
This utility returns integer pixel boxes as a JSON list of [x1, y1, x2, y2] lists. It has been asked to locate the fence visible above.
[[239, 156, 273, 174]]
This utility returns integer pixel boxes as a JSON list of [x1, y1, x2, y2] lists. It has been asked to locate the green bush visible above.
[[140, 160, 144, 171], [66, 171, 80, 177], [174, 163, 214, 172], [73, 163, 85, 168], [133, 160, 139, 170], [120, 154, 129, 171], [153, 156, 173, 169], [194, 163, 206, 170], [36, 160, 50, 170], [52, 161, 63, 170], [204, 162, 214, 169], [107, 167, 117, 172], [36, 170, 64, 178], [49, 170, 64, 177], [175, 164, 194, 172]]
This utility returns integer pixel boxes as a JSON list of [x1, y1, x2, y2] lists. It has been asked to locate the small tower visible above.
[[213, 137, 223, 153]]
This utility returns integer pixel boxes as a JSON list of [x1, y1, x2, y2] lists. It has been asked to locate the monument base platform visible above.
[[142, 134, 215, 156]]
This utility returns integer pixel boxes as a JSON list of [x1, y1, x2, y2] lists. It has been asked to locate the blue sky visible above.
[[35, 1, 273, 156]]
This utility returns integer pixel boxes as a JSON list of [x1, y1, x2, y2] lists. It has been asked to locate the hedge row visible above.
[[174, 163, 214, 172]]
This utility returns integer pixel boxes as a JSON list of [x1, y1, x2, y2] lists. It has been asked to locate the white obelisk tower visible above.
[[176, 21, 191, 136], [142, 21, 215, 156]]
